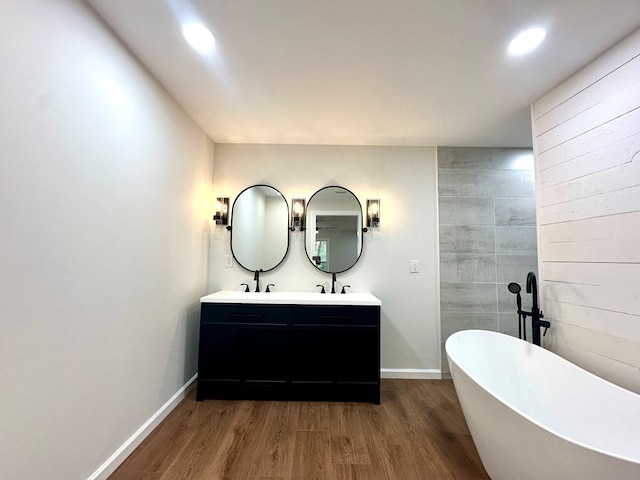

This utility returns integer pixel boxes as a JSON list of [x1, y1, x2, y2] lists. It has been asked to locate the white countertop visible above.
[[200, 290, 382, 306]]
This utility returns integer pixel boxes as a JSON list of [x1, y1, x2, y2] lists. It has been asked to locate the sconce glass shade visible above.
[[366, 199, 380, 228], [290, 198, 306, 231], [213, 197, 229, 225]]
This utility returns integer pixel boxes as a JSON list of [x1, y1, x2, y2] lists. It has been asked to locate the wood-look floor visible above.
[[108, 379, 489, 479]]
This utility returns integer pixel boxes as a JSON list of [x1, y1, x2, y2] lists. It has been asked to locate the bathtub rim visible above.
[[445, 329, 640, 466]]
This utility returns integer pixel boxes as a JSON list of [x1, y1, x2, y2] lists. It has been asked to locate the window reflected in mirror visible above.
[[313, 239, 328, 271]]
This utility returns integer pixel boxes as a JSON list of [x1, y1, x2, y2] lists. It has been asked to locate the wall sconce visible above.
[[366, 199, 380, 229], [213, 197, 229, 225], [290, 198, 306, 231]]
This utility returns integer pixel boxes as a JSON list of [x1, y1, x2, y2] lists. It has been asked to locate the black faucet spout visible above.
[[526, 271, 538, 312], [331, 272, 336, 294], [525, 272, 548, 346], [253, 269, 262, 292]]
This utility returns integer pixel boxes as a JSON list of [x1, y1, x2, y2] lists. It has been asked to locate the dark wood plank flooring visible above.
[[108, 379, 489, 479]]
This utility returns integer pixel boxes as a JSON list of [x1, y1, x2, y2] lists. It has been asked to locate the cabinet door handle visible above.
[[227, 313, 263, 320], [318, 315, 354, 322]]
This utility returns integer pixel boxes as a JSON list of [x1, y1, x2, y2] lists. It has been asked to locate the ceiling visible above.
[[86, 0, 640, 148]]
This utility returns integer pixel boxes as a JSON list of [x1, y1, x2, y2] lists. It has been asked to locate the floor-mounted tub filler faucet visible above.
[[509, 272, 550, 346], [526, 272, 551, 346]]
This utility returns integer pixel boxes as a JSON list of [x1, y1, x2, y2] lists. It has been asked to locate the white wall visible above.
[[531, 28, 640, 393], [209, 144, 440, 376], [0, 1, 213, 479]]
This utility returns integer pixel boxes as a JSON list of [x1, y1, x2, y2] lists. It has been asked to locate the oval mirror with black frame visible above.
[[304, 186, 363, 273], [230, 184, 290, 272]]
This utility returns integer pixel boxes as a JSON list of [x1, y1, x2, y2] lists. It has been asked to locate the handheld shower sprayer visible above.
[[508, 282, 522, 309], [508, 282, 525, 340]]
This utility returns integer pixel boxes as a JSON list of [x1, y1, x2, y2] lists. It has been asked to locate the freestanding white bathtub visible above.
[[445, 330, 640, 480]]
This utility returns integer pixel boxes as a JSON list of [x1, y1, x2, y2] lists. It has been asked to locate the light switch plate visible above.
[[410, 259, 419, 273]]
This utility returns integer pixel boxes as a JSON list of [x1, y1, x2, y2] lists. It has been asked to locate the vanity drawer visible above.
[[201, 303, 290, 325], [291, 305, 379, 326]]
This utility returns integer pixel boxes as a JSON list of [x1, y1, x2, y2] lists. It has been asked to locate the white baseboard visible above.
[[381, 368, 442, 379], [88, 373, 198, 480]]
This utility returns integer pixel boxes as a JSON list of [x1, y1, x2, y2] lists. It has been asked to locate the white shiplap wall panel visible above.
[[532, 27, 640, 394], [542, 299, 640, 343], [542, 280, 640, 317], [534, 53, 640, 135], [538, 177, 640, 225], [535, 79, 640, 154], [535, 107, 640, 172], [533, 29, 640, 119], [551, 321, 640, 369], [541, 261, 640, 288], [537, 133, 640, 190], [540, 211, 640, 263], [547, 321, 640, 393]]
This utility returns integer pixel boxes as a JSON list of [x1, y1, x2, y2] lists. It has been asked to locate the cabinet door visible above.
[[289, 327, 335, 382], [198, 324, 242, 381], [290, 305, 380, 384], [333, 327, 379, 382], [289, 325, 379, 383], [244, 326, 289, 382]]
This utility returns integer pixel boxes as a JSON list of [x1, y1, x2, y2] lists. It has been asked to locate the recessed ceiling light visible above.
[[182, 23, 216, 54], [508, 27, 546, 56]]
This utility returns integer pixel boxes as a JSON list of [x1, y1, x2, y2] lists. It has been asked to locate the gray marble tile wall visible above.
[[438, 147, 538, 374]]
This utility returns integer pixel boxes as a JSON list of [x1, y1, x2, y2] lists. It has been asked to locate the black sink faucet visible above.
[[525, 272, 551, 346], [331, 272, 337, 294], [253, 269, 262, 292]]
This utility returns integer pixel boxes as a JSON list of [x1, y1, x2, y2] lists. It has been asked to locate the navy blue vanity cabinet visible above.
[[290, 305, 380, 404], [196, 303, 290, 401], [196, 302, 381, 404]]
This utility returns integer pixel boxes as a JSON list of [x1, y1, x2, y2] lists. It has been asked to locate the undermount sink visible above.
[[200, 290, 381, 306]]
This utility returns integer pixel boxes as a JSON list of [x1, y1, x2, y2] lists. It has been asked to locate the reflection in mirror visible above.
[[230, 185, 289, 272], [305, 186, 363, 273]]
